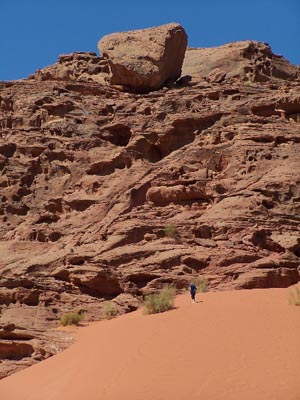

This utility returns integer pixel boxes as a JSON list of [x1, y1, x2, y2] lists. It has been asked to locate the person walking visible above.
[[190, 282, 197, 303]]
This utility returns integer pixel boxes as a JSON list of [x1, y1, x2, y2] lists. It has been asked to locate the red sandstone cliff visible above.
[[0, 27, 300, 377]]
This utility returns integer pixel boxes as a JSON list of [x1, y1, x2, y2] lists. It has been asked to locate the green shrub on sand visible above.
[[289, 286, 300, 306], [192, 275, 209, 293], [102, 301, 118, 319], [60, 311, 82, 326], [144, 285, 176, 314]]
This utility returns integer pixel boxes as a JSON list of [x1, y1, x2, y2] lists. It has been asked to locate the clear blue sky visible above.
[[1, 0, 299, 80]]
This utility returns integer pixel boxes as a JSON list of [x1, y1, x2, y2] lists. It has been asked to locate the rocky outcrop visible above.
[[183, 41, 300, 82], [146, 184, 210, 203], [0, 33, 300, 378], [33, 52, 109, 84], [98, 23, 187, 92]]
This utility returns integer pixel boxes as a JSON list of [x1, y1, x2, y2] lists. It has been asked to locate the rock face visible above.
[[0, 34, 300, 378], [98, 23, 187, 92], [183, 41, 300, 82], [32, 52, 110, 84]]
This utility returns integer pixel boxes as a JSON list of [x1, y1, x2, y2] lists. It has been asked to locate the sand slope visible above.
[[0, 288, 300, 400]]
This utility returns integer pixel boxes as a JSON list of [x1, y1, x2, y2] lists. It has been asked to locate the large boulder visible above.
[[98, 23, 187, 92]]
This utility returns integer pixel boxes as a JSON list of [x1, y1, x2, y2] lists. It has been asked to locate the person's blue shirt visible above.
[[190, 283, 196, 294]]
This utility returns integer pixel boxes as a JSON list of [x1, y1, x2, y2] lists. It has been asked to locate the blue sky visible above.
[[1, 0, 299, 80]]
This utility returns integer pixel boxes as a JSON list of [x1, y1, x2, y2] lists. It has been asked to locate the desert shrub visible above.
[[288, 286, 300, 306], [60, 311, 82, 326], [144, 285, 175, 314], [102, 301, 118, 319], [164, 224, 176, 238], [192, 275, 209, 293]]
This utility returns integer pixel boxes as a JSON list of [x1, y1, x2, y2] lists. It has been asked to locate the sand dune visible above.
[[0, 288, 300, 400]]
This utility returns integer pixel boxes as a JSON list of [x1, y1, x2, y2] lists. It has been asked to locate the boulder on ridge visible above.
[[98, 23, 187, 92]]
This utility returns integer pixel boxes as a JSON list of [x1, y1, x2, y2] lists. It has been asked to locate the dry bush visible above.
[[164, 224, 177, 238], [144, 285, 175, 314], [102, 301, 118, 319], [289, 286, 300, 306], [60, 311, 82, 326], [192, 275, 209, 293]]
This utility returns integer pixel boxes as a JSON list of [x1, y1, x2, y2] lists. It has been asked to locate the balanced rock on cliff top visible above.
[[98, 23, 187, 92]]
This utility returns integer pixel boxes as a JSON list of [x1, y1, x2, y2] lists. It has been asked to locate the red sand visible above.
[[0, 288, 300, 400]]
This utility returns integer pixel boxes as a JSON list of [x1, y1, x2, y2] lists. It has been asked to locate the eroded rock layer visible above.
[[0, 39, 300, 377]]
